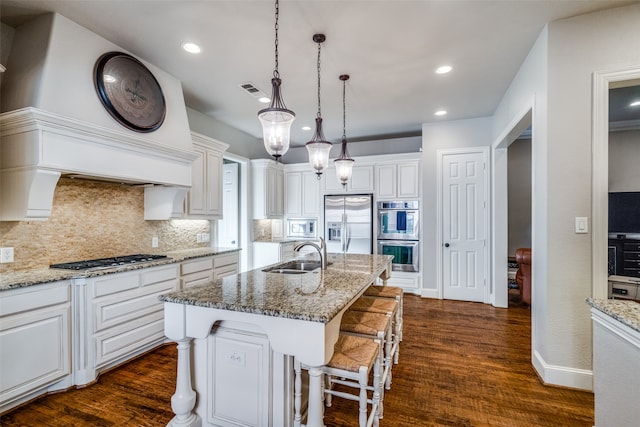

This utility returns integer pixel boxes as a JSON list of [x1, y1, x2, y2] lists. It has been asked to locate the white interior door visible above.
[[441, 150, 488, 302], [218, 162, 239, 248]]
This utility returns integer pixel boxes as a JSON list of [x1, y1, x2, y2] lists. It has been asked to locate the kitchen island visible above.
[[587, 298, 640, 427], [159, 253, 393, 427]]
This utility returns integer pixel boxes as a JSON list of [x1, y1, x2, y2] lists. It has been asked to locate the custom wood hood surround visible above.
[[0, 13, 200, 221], [0, 108, 198, 221]]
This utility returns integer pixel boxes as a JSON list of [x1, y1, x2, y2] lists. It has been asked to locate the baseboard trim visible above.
[[420, 288, 440, 299], [532, 350, 593, 391]]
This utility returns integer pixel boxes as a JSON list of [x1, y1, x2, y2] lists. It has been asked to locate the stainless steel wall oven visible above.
[[376, 200, 419, 272]]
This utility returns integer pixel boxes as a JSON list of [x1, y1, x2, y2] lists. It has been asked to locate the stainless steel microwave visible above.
[[287, 218, 318, 239]]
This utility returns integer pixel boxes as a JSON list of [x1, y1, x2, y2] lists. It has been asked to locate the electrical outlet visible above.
[[1, 247, 14, 263], [196, 233, 202, 243], [202, 233, 210, 242], [152, 237, 159, 248]]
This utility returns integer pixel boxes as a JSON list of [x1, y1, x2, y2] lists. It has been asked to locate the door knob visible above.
[[444, 243, 450, 247]]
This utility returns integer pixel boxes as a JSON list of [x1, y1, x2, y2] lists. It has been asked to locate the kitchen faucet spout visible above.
[[294, 237, 327, 269]]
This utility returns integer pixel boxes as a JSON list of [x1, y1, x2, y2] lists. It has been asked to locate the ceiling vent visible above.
[[239, 82, 269, 100]]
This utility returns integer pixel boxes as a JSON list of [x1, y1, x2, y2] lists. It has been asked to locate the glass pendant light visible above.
[[335, 74, 355, 188], [258, 0, 295, 161], [305, 34, 332, 179]]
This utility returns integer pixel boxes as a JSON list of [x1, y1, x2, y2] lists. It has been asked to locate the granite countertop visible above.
[[587, 298, 640, 333], [160, 253, 393, 324], [0, 247, 240, 291]]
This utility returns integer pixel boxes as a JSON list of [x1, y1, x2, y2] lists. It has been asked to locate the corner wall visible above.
[[491, 3, 640, 390]]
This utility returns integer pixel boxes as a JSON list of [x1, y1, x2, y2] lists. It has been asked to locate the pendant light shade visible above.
[[258, 78, 295, 160], [307, 117, 333, 177], [335, 74, 355, 188], [258, 0, 295, 161], [305, 34, 332, 178]]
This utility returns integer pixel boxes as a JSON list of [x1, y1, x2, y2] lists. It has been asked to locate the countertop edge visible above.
[[586, 298, 640, 333], [0, 247, 241, 291]]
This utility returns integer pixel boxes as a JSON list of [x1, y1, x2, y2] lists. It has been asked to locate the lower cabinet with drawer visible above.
[[75, 263, 179, 384], [0, 281, 72, 413], [180, 252, 239, 289]]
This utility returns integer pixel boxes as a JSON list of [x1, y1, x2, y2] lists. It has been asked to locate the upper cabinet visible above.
[[252, 159, 284, 219], [185, 132, 229, 219], [323, 165, 374, 194], [375, 161, 420, 200], [285, 169, 321, 218]]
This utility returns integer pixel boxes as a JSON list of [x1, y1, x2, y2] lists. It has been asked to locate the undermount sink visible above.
[[262, 260, 323, 274]]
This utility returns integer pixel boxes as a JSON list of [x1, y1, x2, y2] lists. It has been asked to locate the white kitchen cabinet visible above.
[[252, 159, 284, 219], [285, 170, 321, 218], [88, 264, 179, 374], [0, 281, 71, 413], [375, 161, 420, 200], [186, 132, 229, 219], [181, 253, 239, 288], [181, 256, 214, 288], [213, 251, 239, 280], [252, 241, 295, 269], [323, 165, 374, 194], [378, 271, 421, 293]]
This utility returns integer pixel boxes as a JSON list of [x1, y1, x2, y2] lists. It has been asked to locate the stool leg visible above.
[[294, 358, 302, 427], [375, 340, 384, 421], [358, 366, 368, 427], [373, 349, 381, 427], [384, 320, 393, 390]]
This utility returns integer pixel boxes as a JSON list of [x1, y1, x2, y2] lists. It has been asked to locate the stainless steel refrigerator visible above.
[[324, 194, 373, 254]]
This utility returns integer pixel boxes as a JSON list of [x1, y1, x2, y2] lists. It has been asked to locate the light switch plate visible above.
[[575, 217, 588, 234]]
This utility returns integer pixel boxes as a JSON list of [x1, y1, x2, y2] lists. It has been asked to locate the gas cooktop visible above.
[[50, 254, 170, 271]]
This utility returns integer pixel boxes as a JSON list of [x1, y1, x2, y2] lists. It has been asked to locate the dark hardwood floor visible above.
[[1, 292, 594, 426]]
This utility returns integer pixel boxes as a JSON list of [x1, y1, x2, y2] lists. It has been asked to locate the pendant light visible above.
[[258, 0, 295, 161], [305, 34, 332, 179], [335, 74, 355, 188]]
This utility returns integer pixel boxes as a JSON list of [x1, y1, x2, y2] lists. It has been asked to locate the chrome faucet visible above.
[[294, 237, 327, 269]]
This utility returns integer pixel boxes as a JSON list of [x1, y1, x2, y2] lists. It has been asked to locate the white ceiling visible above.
[[1, 0, 637, 147]]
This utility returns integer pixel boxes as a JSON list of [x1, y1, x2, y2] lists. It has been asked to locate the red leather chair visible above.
[[515, 248, 532, 305]]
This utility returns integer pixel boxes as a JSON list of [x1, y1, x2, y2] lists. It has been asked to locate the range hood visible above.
[[0, 108, 198, 221]]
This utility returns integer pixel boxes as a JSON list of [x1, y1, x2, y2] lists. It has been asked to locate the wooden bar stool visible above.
[[363, 285, 404, 341], [294, 334, 382, 427], [340, 309, 394, 395], [349, 296, 401, 367]]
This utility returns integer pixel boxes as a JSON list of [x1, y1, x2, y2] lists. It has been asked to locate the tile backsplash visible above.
[[0, 177, 210, 272]]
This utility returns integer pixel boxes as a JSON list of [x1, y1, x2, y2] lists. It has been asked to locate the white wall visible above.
[[609, 129, 640, 192], [186, 107, 262, 159], [491, 3, 640, 390], [1, 13, 192, 152], [421, 117, 492, 296]]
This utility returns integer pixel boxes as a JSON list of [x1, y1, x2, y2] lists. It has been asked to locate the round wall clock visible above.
[[94, 51, 166, 132]]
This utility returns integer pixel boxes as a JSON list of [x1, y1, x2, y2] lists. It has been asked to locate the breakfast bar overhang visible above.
[[160, 253, 393, 427]]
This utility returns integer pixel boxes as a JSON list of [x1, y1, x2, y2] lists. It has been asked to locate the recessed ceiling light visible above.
[[435, 110, 447, 116], [258, 97, 271, 104], [630, 100, 640, 107], [302, 126, 312, 131], [436, 65, 452, 74], [182, 42, 201, 54]]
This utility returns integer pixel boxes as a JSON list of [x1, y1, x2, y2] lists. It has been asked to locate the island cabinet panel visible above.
[[0, 281, 72, 413], [204, 326, 272, 427], [88, 264, 179, 374]]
